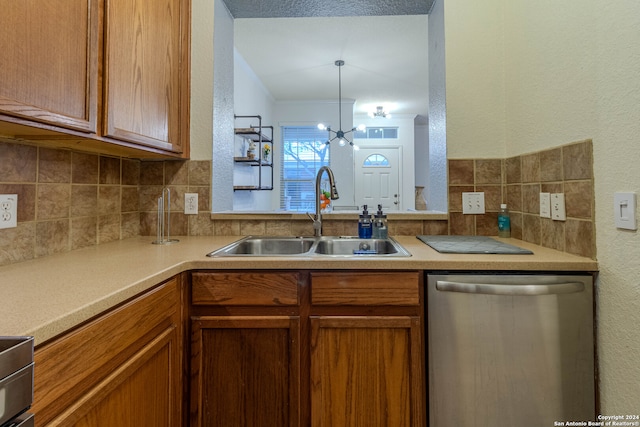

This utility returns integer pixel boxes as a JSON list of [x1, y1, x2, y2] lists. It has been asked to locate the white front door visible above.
[[354, 147, 400, 211]]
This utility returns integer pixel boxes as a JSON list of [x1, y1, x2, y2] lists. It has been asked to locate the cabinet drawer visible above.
[[311, 271, 420, 306], [191, 272, 300, 306]]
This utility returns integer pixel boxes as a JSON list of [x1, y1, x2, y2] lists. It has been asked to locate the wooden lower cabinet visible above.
[[190, 316, 301, 427], [190, 270, 425, 427], [310, 316, 424, 427], [33, 276, 184, 427]]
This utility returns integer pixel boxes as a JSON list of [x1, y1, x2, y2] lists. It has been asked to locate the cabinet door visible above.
[[191, 316, 301, 427], [33, 277, 183, 427], [0, 0, 99, 132], [103, 0, 188, 154], [44, 325, 180, 427], [310, 316, 425, 427]]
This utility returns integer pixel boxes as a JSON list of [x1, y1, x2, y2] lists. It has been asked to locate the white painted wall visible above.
[[233, 50, 276, 211], [444, 0, 640, 413], [189, 0, 214, 161]]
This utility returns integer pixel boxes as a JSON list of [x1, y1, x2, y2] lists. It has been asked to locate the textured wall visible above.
[[444, 0, 506, 159], [445, 0, 640, 413]]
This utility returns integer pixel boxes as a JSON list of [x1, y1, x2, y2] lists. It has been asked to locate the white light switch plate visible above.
[[540, 192, 551, 218], [0, 194, 18, 229], [462, 192, 485, 214], [184, 193, 198, 215], [614, 192, 637, 230], [551, 193, 566, 221]]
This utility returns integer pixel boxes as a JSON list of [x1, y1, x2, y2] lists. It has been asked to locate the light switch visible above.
[[614, 192, 637, 230], [540, 192, 551, 218], [551, 193, 566, 221], [462, 192, 485, 214]]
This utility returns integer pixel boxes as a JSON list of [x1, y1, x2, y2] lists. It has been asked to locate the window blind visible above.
[[280, 126, 330, 212]]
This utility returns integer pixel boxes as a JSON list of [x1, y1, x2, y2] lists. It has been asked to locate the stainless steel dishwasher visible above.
[[427, 273, 595, 426]]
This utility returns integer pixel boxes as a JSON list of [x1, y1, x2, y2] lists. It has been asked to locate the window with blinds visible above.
[[280, 126, 330, 212]]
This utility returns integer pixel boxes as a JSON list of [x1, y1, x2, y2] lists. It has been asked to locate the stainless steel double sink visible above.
[[207, 236, 411, 257]]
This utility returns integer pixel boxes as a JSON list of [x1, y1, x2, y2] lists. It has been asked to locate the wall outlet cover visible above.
[[0, 194, 18, 229], [185, 193, 198, 215], [551, 193, 566, 221]]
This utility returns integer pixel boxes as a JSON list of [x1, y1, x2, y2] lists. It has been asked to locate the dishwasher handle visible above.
[[435, 280, 585, 296]]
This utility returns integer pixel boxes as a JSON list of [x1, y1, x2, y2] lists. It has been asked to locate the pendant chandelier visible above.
[[317, 60, 365, 150]]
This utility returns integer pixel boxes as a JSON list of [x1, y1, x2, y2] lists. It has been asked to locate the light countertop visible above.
[[0, 235, 597, 345]]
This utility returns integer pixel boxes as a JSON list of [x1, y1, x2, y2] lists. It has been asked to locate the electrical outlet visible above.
[[462, 192, 485, 214], [551, 193, 566, 221], [0, 194, 18, 229], [540, 192, 551, 218], [184, 193, 198, 215]]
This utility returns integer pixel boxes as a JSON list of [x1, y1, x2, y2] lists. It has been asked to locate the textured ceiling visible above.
[[234, 14, 430, 119], [223, 0, 434, 18]]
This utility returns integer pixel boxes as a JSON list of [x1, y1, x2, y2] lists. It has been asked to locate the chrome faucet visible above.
[[308, 166, 339, 236]]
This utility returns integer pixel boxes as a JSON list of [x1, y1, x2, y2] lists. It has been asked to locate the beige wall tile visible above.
[[388, 220, 423, 236], [510, 212, 523, 240], [0, 223, 35, 266], [121, 187, 139, 213], [189, 213, 215, 236], [540, 218, 565, 251], [521, 153, 540, 183], [565, 219, 595, 259], [522, 184, 541, 214], [448, 159, 474, 185], [99, 156, 121, 185], [71, 185, 98, 218], [121, 159, 141, 186], [422, 220, 448, 235], [121, 212, 140, 239], [37, 184, 71, 220], [214, 219, 240, 236], [72, 152, 99, 184], [506, 184, 522, 212], [165, 161, 188, 185], [449, 212, 474, 235], [475, 159, 502, 184], [476, 212, 498, 236], [39, 148, 71, 183], [98, 186, 121, 215], [140, 161, 164, 185], [505, 156, 522, 184], [476, 185, 502, 211], [36, 219, 69, 257], [522, 214, 541, 245], [563, 140, 592, 180], [448, 185, 474, 212], [539, 147, 563, 182], [71, 217, 98, 250], [189, 161, 212, 186], [0, 142, 37, 182], [240, 220, 266, 235], [98, 214, 121, 243], [565, 180, 593, 219]]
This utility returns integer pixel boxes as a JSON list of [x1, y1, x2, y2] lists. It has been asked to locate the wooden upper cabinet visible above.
[[0, 0, 190, 158], [0, 0, 99, 133], [103, 0, 188, 154]]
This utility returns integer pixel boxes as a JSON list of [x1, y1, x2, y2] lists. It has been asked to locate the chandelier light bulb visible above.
[[339, 139, 346, 146], [317, 123, 327, 131]]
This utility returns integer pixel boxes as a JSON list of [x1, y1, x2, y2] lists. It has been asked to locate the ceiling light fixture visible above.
[[317, 60, 365, 150], [369, 105, 391, 119]]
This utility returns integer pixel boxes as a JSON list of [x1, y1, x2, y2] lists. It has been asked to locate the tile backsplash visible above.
[[448, 139, 595, 259], [0, 138, 596, 266]]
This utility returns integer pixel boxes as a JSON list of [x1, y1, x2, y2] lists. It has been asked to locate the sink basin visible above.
[[207, 236, 411, 257], [208, 236, 315, 256], [313, 237, 410, 256]]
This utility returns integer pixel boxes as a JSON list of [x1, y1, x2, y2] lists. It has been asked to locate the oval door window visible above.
[[363, 154, 390, 167]]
